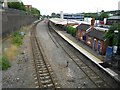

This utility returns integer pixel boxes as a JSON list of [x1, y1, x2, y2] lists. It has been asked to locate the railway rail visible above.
[[30, 22, 60, 89], [48, 21, 119, 88]]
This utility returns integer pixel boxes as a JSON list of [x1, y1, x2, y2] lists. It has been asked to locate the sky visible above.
[[22, 0, 120, 15]]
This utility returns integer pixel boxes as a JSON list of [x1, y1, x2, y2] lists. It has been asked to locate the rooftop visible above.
[[107, 16, 120, 20], [76, 23, 91, 31], [49, 18, 79, 25], [86, 28, 106, 40]]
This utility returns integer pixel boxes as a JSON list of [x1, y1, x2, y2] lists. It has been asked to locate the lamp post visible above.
[[4, 0, 8, 8], [66, 18, 68, 32]]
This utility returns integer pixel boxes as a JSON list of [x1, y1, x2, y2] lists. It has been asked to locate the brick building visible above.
[[76, 18, 108, 55], [76, 23, 90, 41], [85, 27, 107, 55]]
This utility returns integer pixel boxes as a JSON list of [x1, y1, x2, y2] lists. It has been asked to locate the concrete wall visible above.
[[1, 8, 38, 37]]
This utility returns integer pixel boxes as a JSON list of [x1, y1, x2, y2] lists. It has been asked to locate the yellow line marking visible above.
[[56, 30, 103, 64]]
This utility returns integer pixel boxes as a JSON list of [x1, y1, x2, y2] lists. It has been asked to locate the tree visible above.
[[99, 10, 109, 21], [31, 7, 40, 17], [51, 12, 56, 18], [8, 2, 26, 11], [104, 24, 116, 46], [8, 1, 40, 18], [104, 23, 120, 54]]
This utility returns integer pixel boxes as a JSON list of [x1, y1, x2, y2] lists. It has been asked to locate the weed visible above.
[[0, 56, 11, 70]]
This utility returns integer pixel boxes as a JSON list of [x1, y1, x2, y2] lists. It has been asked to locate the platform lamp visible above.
[[66, 18, 68, 32]]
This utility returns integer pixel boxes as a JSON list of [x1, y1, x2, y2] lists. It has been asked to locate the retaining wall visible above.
[[1, 8, 38, 37]]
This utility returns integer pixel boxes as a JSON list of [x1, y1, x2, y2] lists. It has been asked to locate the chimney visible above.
[[91, 18, 95, 29], [60, 11, 63, 19], [4, 0, 8, 8]]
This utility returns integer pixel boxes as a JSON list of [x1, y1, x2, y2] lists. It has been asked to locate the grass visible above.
[[12, 32, 23, 46], [0, 56, 11, 70], [4, 45, 18, 60]]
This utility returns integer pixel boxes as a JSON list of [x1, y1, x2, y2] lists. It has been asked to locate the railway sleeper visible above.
[[39, 70, 48, 73], [47, 83, 54, 88], [90, 76, 100, 79], [76, 62, 84, 66], [96, 83, 108, 88], [41, 79, 52, 84], [39, 68, 47, 71], [40, 76, 50, 80], [39, 73, 49, 76]]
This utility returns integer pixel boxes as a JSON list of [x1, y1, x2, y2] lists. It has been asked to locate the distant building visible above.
[[25, 5, 32, 11], [63, 13, 84, 21], [106, 16, 120, 25]]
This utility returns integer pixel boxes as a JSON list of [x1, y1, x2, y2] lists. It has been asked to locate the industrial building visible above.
[[60, 11, 84, 21]]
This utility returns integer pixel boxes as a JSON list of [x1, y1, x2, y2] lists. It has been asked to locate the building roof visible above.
[[49, 18, 79, 25], [107, 16, 120, 20], [76, 23, 90, 31], [94, 27, 109, 32], [86, 28, 106, 40]]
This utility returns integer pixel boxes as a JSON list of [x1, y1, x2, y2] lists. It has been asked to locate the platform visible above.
[[51, 27, 120, 83]]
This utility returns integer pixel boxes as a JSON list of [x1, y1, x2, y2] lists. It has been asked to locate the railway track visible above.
[[30, 23, 60, 89], [48, 21, 118, 88]]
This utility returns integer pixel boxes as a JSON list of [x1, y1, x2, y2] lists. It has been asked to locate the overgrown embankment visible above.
[[1, 25, 31, 70]]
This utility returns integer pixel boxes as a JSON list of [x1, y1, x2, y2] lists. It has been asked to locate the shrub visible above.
[[66, 26, 76, 37], [0, 56, 11, 70], [12, 32, 23, 46], [71, 28, 76, 37]]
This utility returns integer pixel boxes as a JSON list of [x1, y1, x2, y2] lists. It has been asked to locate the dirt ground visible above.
[[2, 25, 36, 88]]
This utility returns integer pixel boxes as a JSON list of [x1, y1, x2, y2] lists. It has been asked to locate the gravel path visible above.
[[2, 30, 35, 88]]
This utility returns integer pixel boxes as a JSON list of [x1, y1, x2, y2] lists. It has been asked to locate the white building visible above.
[[60, 11, 84, 21]]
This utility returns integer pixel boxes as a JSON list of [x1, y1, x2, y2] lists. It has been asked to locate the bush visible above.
[[71, 28, 76, 37], [12, 32, 23, 46], [0, 56, 11, 70], [66, 26, 76, 37]]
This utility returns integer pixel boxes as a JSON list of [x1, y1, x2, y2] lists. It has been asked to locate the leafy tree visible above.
[[8, 2, 26, 11], [84, 13, 97, 19], [31, 7, 40, 17], [99, 10, 109, 21], [8, 2, 40, 17], [104, 23, 120, 54], [51, 12, 56, 18]]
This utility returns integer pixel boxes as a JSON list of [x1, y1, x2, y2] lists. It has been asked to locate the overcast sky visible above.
[[22, 0, 120, 15]]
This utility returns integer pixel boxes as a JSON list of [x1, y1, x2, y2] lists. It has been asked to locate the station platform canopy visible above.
[[49, 18, 79, 26]]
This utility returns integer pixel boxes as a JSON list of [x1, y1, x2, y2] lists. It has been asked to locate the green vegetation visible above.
[[12, 32, 24, 46], [104, 23, 120, 54], [8, 1, 40, 17], [51, 12, 60, 18], [66, 26, 76, 37], [31, 7, 40, 17], [99, 11, 109, 21], [83, 10, 109, 20], [8, 2, 26, 11], [0, 56, 11, 70], [84, 12, 97, 19]]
